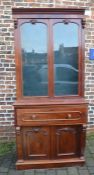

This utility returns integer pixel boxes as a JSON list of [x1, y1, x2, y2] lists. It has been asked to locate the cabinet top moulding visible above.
[[12, 8, 85, 17]]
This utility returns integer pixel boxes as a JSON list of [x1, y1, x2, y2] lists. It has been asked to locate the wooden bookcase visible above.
[[13, 8, 88, 170]]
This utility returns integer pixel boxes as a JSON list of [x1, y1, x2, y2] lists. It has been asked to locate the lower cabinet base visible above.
[[16, 157, 85, 170], [15, 101, 88, 170]]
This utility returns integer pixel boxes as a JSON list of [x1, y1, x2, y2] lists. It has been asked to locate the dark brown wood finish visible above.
[[13, 8, 88, 170], [48, 19, 54, 96]]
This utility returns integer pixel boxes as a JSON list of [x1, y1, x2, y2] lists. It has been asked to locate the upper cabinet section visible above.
[[13, 8, 85, 99]]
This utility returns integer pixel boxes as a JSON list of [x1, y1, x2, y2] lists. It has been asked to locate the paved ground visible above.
[[0, 133, 94, 175]]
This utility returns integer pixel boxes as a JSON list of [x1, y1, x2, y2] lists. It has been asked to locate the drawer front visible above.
[[16, 108, 87, 126]]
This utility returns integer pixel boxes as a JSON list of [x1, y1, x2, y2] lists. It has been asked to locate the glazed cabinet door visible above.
[[54, 125, 82, 159], [22, 127, 50, 160]]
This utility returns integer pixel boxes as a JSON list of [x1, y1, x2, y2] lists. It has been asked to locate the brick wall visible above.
[[0, 0, 94, 141]]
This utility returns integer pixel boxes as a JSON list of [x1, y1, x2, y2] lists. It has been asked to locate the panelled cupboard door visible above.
[[54, 125, 81, 159], [22, 127, 50, 160]]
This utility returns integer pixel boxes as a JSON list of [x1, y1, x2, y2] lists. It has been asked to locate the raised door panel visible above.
[[54, 125, 81, 159], [22, 127, 50, 160]]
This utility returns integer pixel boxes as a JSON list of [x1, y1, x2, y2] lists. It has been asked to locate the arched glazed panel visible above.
[[53, 22, 79, 95], [20, 22, 48, 96]]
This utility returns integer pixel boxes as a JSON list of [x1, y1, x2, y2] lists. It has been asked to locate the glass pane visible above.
[[20, 22, 48, 96], [53, 22, 78, 96]]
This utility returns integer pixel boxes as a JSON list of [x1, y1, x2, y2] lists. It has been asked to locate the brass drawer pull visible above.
[[31, 114, 36, 119], [67, 114, 72, 119]]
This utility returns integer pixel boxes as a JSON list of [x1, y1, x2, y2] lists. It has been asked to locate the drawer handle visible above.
[[31, 114, 36, 119], [67, 114, 72, 119]]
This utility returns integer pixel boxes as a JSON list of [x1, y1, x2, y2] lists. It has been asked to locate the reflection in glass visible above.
[[53, 23, 78, 95], [20, 23, 48, 96]]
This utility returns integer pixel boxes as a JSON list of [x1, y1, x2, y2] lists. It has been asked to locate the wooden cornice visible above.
[[12, 8, 85, 15]]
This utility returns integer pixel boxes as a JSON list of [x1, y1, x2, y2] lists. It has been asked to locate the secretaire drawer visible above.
[[16, 109, 87, 126]]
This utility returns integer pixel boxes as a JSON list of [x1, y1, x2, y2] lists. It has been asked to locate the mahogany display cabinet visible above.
[[13, 8, 88, 170]]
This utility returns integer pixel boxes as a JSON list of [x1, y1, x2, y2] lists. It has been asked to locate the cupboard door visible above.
[[22, 127, 50, 160], [54, 125, 81, 159]]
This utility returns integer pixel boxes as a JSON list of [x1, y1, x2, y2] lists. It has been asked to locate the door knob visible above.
[[67, 114, 72, 119], [31, 114, 36, 119]]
